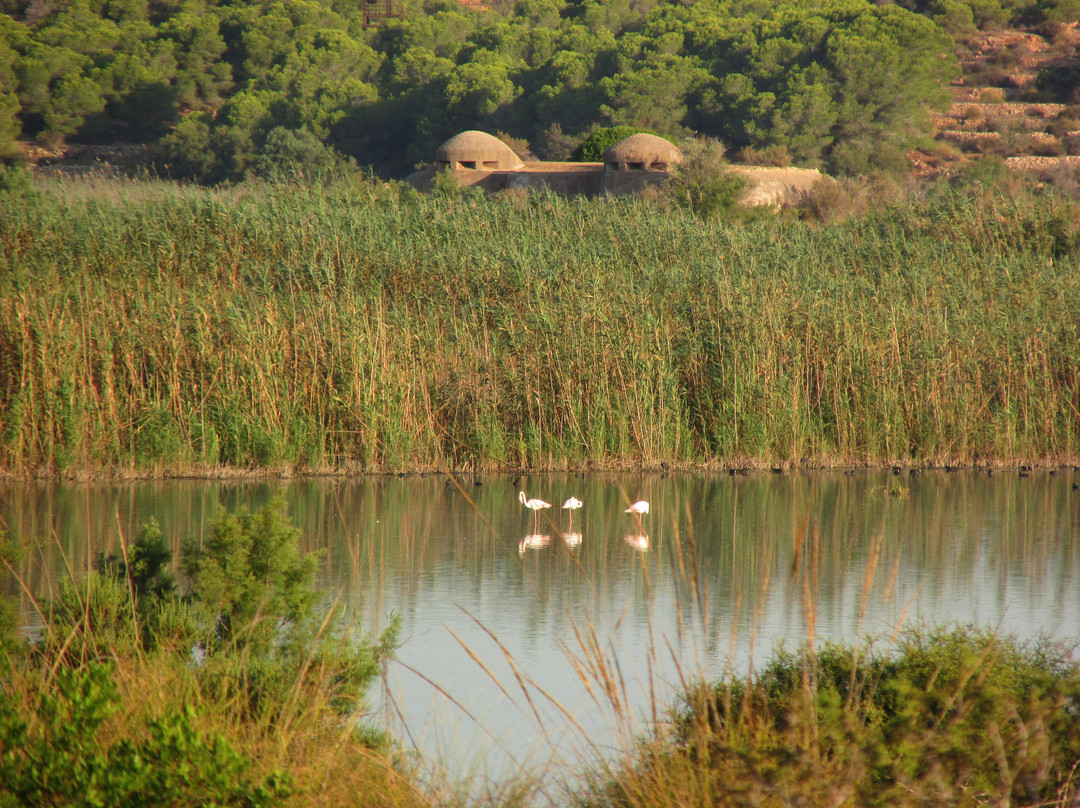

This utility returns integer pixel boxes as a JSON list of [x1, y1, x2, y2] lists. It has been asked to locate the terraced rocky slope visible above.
[[914, 21, 1080, 176]]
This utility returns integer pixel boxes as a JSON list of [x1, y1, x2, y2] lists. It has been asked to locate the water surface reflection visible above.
[[2, 471, 1078, 792]]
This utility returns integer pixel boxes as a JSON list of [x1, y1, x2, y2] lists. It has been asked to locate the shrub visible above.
[[255, 127, 348, 180], [0, 161, 36, 199], [969, 0, 1011, 28], [1047, 113, 1080, 138], [432, 167, 463, 197], [180, 496, 398, 721], [961, 104, 986, 126], [798, 177, 873, 224], [496, 131, 533, 161], [0, 662, 290, 808], [1030, 136, 1066, 156], [659, 136, 746, 219], [1037, 64, 1080, 103], [570, 126, 670, 162], [733, 144, 792, 167], [587, 627, 1080, 808], [828, 137, 910, 177], [151, 112, 222, 183]]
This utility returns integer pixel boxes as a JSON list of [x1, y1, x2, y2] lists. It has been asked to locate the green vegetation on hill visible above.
[[1, 171, 1077, 477], [7, 0, 1066, 180]]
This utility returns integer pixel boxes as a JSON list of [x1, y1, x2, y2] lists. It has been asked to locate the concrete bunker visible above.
[[435, 130, 524, 173], [602, 133, 682, 173], [406, 129, 821, 206]]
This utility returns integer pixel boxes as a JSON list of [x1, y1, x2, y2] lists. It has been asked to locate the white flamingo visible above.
[[625, 500, 649, 531], [562, 496, 583, 530], [519, 490, 551, 531]]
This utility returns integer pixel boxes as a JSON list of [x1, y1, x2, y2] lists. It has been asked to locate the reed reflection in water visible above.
[[2, 470, 1078, 790]]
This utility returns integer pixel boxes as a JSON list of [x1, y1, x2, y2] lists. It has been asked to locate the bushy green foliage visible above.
[[181, 496, 320, 654], [591, 627, 1080, 808], [41, 571, 147, 663], [0, 157, 32, 192], [256, 126, 347, 179], [180, 496, 397, 719], [99, 518, 176, 604], [659, 136, 746, 219], [0, 0, 969, 179], [0, 663, 290, 808], [13, 496, 395, 724], [0, 500, 407, 807], [570, 125, 662, 161]]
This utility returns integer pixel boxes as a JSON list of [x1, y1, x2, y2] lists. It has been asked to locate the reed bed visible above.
[[1, 175, 1078, 477]]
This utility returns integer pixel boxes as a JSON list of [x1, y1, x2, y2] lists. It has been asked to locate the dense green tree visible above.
[[93, 28, 179, 139], [1033, 0, 1080, 23], [443, 50, 520, 124], [0, 17, 22, 157], [256, 124, 346, 176], [152, 109, 220, 179], [156, 10, 232, 108], [33, 0, 123, 60], [0, 0, 965, 178], [660, 135, 746, 219], [598, 31, 707, 133], [570, 123, 659, 160], [14, 41, 105, 143], [682, 0, 957, 173]]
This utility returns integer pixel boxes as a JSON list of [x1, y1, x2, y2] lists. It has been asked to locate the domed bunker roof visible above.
[[603, 133, 682, 171], [436, 130, 524, 171]]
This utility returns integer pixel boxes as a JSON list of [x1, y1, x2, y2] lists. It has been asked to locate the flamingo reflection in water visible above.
[[562, 532, 582, 550], [519, 534, 553, 555], [624, 534, 650, 551]]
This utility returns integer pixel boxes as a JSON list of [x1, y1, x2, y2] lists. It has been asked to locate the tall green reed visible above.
[[1, 176, 1077, 477]]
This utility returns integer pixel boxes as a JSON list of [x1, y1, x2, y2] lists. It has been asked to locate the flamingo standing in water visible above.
[[562, 496, 583, 531], [625, 499, 649, 532], [519, 490, 551, 531]]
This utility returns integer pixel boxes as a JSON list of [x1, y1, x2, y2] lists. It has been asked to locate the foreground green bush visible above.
[[584, 626, 1080, 808], [0, 664, 288, 808], [0, 500, 421, 808]]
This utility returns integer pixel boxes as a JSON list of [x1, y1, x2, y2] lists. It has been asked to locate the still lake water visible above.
[[3, 470, 1079, 795]]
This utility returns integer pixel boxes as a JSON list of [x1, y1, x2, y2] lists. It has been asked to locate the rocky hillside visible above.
[[913, 22, 1080, 177]]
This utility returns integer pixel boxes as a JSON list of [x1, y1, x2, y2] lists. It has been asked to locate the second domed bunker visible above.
[[602, 133, 683, 172]]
